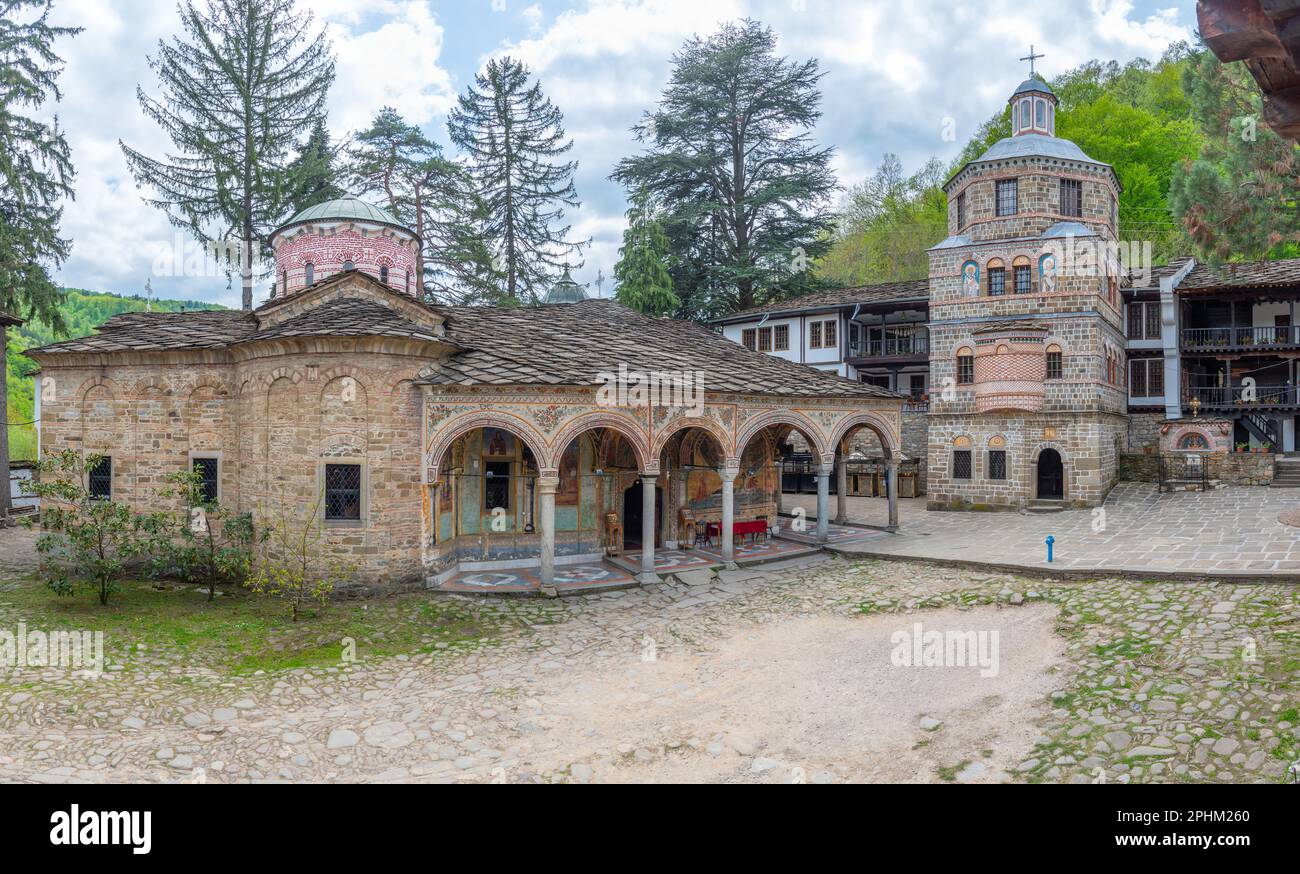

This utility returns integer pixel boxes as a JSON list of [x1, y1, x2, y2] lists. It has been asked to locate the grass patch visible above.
[[0, 576, 516, 677]]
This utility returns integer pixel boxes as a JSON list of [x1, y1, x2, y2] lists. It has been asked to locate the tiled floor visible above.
[[696, 536, 818, 562], [435, 562, 637, 594], [607, 548, 717, 575], [786, 482, 1300, 577]]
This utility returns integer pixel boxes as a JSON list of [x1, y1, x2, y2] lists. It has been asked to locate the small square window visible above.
[[88, 456, 112, 500], [953, 450, 972, 480], [193, 457, 219, 504], [988, 450, 1007, 480], [996, 179, 1018, 217], [324, 464, 362, 522]]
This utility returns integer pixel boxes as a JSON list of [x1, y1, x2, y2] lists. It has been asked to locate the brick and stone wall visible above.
[[1119, 451, 1275, 486], [274, 224, 418, 298]]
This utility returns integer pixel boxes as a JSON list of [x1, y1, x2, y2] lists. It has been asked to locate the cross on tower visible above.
[[1020, 44, 1045, 76]]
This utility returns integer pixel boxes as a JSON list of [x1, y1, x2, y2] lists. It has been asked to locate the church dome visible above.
[[1012, 77, 1055, 98], [278, 196, 413, 235], [270, 195, 420, 300], [544, 268, 587, 304]]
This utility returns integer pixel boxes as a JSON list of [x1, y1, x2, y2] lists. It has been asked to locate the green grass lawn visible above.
[[0, 577, 520, 676]]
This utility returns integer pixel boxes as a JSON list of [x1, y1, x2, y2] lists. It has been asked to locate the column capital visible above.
[[537, 476, 559, 495], [639, 471, 658, 482]]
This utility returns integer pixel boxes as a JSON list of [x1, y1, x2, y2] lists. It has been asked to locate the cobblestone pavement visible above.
[[788, 483, 1300, 577], [2, 524, 1297, 784]]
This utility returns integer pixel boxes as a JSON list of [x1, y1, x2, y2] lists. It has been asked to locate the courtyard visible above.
[[789, 482, 1300, 578], [2, 480, 1298, 784]]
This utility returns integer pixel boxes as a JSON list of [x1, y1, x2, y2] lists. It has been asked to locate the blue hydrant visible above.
[[1045, 535, 1055, 563]]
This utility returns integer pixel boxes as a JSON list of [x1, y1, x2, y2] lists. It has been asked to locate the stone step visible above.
[[1026, 500, 1065, 514]]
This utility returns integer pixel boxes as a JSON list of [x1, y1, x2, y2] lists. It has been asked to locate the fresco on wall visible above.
[[557, 441, 581, 507], [961, 261, 980, 297], [1039, 253, 1057, 293], [483, 428, 514, 458]]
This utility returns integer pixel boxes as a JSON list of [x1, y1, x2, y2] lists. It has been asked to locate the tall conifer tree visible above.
[[0, 0, 79, 523], [121, 0, 335, 310], [448, 57, 585, 304]]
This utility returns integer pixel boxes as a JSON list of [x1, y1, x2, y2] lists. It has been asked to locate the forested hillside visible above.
[[5, 289, 222, 460]]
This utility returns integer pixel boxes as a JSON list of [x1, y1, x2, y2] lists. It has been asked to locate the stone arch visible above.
[[426, 410, 550, 482], [734, 409, 829, 459], [1031, 442, 1068, 500], [650, 416, 732, 470], [546, 410, 650, 472], [828, 412, 899, 461]]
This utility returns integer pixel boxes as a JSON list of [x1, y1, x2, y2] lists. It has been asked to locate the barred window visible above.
[[1060, 179, 1083, 217], [956, 191, 966, 231], [823, 319, 837, 348], [774, 324, 790, 351], [1145, 303, 1160, 339], [809, 321, 823, 348], [988, 266, 1006, 296], [193, 457, 219, 504], [758, 326, 772, 352], [1014, 264, 1031, 294], [1046, 346, 1063, 380], [956, 349, 974, 385], [88, 456, 112, 500], [953, 450, 972, 480], [324, 464, 362, 522], [988, 450, 1007, 480], [996, 179, 1018, 217], [742, 328, 757, 350], [380, 265, 389, 285]]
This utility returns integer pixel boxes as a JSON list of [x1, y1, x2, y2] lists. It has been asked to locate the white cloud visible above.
[[37, 0, 1197, 304]]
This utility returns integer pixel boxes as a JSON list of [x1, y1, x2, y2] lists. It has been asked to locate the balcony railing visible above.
[[1184, 384, 1300, 408], [849, 335, 929, 359], [1182, 326, 1300, 349]]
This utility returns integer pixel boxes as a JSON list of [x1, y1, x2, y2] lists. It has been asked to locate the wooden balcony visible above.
[[1184, 384, 1300, 410], [1181, 326, 1300, 353]]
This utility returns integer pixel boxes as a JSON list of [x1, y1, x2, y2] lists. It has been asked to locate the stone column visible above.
[[886, 459, 900, 531], [835, 446, 849, 525], [637, 474, 658, 584], [720, 468, 738, 569], [429, 482, 441, 546], [538, 475, 559, 595], [815, 460, 832, 543]]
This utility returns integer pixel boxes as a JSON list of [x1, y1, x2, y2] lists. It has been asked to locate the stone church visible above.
[[925, 77, 1129, 509], [28, 197, 904, 595]]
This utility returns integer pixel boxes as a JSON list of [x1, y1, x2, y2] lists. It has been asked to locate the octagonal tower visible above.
[[925, 76, 1129, 510], [270, 196, 420, 299]]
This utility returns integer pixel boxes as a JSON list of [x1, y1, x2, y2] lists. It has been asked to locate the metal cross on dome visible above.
[[1020, 45, 1045, 76]]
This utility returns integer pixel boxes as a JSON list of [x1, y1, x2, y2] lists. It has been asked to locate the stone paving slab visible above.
[[788, 483, 1300, 580]]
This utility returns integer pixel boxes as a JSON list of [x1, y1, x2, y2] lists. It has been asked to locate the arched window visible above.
[[380, 265, 389, 285], [1012, 256, 1031, 294], [987, 258, 1005, 296], [952, 436, 973, 480], [956, 347, 974, 385], [281, 270, 287, 294], [405, 270, 411, 293], [1046, 344, 1063, 380], [304, 262, 314, 286], [1035, 98, 1046, 128], [988, 436, 1007, 480], [1020, 100, 1030, 130]]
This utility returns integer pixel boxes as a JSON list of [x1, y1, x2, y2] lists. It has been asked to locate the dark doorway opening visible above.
[[1037, 449, 1064, 500], [623, 481, 663, 549]]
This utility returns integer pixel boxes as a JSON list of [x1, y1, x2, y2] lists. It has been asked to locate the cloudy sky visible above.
[[41, 0, 1196, 308]]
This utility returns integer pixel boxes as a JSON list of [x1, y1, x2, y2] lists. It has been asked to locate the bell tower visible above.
[[924, 64, 1129, 510]]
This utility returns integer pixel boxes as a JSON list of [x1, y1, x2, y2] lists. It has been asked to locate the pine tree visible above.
[[612, 19, 837, 318], [120, 0, 335, 310], [349, 107, 497, 304], [614, 189, 677, 316], [448, 57, 586, 304], [286, 118, 343, 215], [1169, 51, 1300, 262], [0, 0, 80, 524]]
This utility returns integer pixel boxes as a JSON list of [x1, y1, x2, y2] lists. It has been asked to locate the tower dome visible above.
[[269, 196, 421, 299], [544, 268, 588, 304], [1009, 77, 1058, 137]]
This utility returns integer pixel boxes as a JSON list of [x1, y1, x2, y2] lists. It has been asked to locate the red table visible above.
[[705, 520, 768, 546]]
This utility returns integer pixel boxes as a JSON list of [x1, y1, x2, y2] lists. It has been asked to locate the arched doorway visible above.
[[1037, 448, 1064, 500]]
